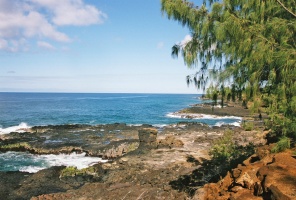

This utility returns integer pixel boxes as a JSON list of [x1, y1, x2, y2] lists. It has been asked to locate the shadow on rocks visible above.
[[169, 156, 222, 197], [169, 145, 256, 197]]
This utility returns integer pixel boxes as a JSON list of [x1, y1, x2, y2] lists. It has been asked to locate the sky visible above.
[[0, 0, 204, 94]]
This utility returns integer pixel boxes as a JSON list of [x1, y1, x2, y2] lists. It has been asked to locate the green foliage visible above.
[[220, 85, 225, 108], [60, 166, 97, 178], [0, 142, 31, 150], [126, 142, 139, 152], [212, 91, 218, 106], [231, 84, 236, 102], [209, 129, 256, 176], [161, 0, 296, 144], [60, 166, 78, 177], [205, 84, 216, 99], [209, 129, 256, 165], [242, 121, 254, 131], [265, 114, 296, 140], [209, 130, 237, 162], [227, 93, 231, 102], [271, 136, 291, 153]]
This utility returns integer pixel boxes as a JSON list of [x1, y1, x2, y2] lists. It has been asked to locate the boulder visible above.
[[196, 146, 296, 200], [258, 152, 296, 199], [269, 185, 292, 200], [138, 128, 157, 146], [135, 128, 158, 154], [102, 142, 139, 159], [219, 171, 232, 191], [232, 166, 260, 189], [157, 135, 184, 148], [229, 189, 262, 200]]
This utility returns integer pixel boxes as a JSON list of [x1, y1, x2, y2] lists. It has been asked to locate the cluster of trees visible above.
[[161, 0, 296, 141], [204, 84, 245, 108]]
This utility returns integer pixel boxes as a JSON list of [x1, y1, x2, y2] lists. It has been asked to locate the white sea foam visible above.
[[128, 124, 143, 127], [214, 122, 225, 127], [166, 112, 242, 120], [230, 121, 241, 127], [153, 124, 168, 128], [1, 152, 108, 173], [214, 121, 241, 127], [40, 152, 108, 170], [0, 122, 31, 135], [19, 166, 46, 173]]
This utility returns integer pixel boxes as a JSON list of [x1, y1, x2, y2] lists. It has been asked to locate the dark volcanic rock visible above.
[[0, 166, 83, 200], [0, 171, 31, 199], [138, 128, 158, 149], [131, 128, 158, 154], [0, 123, 149, 157], [157, 135, 184, 148], [0, 120, 271, 200], [89, 139, 139, 159]]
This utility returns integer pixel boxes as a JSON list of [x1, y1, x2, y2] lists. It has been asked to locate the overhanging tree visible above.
[[161, 0, 296, 139]]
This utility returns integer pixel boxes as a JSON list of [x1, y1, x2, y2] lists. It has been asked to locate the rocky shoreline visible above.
[[0, 103, 295, 199]]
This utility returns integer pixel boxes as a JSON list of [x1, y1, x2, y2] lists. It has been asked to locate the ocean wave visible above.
[[0, 122, 31, 135], [214, 121, 241, 127], [40, 152, 108, 170], [214, 122, 224, 127], [0, 152, 108, 173], [230, 121, 241, 127], [166, 112, 242, 120], [153, 124, 168, 128], [19, 166, 46, 173]]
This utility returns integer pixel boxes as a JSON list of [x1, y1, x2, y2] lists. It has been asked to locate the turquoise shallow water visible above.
[[0, 92, 240, 128]]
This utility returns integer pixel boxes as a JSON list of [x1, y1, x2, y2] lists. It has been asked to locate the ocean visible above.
[[0, 92, 240, 129], [0, 92, 241, 172]]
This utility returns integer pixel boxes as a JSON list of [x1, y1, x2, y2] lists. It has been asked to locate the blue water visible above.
[[0, 92, 239, 128], [0, 93, 194, 127], [0, 93, 241, 172]]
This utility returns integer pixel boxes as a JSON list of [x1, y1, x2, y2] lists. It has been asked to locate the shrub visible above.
[[242, 121, 254, 131], [209, 130, 237, 162], [271, 136, 291, 153], [60, 166, 78, 177], [60, 166, 97, 178], [209, 130, 255, 163]]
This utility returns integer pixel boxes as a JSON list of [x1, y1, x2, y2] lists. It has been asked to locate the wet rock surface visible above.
[[0, 166, 84, 200], [0, 121, 269, 200], [0, 123, 152, 158]]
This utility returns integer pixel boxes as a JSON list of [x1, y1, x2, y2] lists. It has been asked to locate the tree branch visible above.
[[276, 0, 296, 18]]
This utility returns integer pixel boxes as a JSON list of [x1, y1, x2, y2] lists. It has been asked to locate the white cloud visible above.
[[37, 41, 55, 50], [0, 0, 106, 52], [30, 0, 107, 26], [22, 11, 70, 42], [0, 38, 29, 52], [180, 35, 192, 47]]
